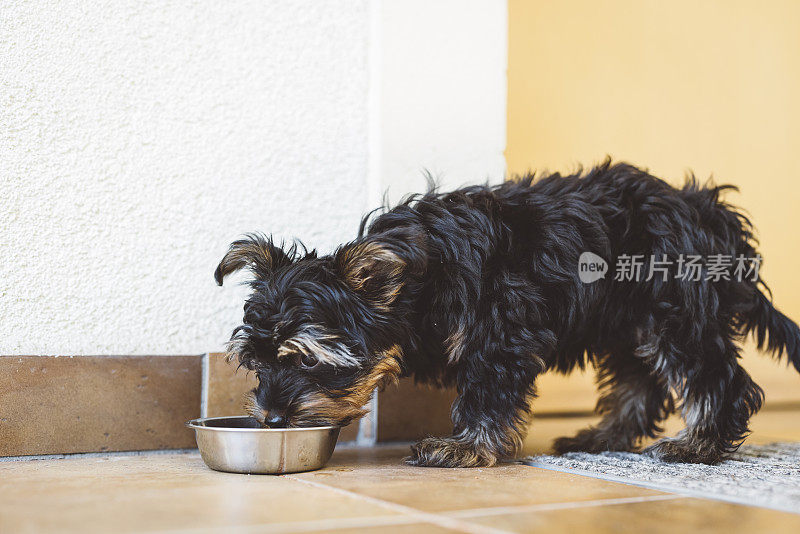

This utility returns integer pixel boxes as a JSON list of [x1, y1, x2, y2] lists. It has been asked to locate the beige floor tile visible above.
[[464, 497, 800, 534], [0, 453, 401, 534], [316, 523, 459, 533], [4, 411, 798, 534], [325, 444, 413, 466], [294, 447, 667, 513]]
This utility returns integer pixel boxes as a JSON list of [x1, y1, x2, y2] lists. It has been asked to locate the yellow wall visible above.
[[508, 0, 800, 409]]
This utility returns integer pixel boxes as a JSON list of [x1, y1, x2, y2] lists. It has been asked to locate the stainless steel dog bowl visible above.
[[186, 416, 340, 474]]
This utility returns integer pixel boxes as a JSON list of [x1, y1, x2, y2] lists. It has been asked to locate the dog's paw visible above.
[[406, 437, 496, 468], [553, 428, 634, 454], [642, 438, 722, 464]]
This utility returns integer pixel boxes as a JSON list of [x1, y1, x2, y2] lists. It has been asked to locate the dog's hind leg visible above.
[[643, 335, 764, 464], [553, 349, 673, 454]]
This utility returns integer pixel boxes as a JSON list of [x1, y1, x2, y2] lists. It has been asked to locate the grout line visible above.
[[366, 0, 382, 209], [498, 0, 508, 183], [362, 0, 383, 452], [447, 494, 684, 518], [0, 429, 385, 463], [254, 514, 417, 534], [200, 353, 209, 418], [147, 496, 687, 534], [154, 496, 688, 534], [356, 392, 379, 446], [524, 460, 800, 515], [152, 514, 424, 534], [0, 448, 198, 463], [284, 474, 513, 534]]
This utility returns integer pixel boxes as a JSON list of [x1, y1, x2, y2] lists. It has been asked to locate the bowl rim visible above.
[[185, 416, 340, 432]]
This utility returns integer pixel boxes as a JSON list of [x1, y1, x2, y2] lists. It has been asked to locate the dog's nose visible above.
[[265, 412, 287, 428]]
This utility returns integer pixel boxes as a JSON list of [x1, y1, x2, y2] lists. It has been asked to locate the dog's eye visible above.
[[301, 353, 319, 368], [293, 353, 319, 369]]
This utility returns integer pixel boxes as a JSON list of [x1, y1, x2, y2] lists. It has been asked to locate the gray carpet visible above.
[[524, 442, 800, 514]]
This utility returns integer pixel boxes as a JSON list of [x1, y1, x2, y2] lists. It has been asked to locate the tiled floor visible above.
[[1, 409, 798, 533]]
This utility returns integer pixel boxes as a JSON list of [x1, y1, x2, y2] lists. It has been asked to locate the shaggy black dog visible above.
[[215, 160, 800, 467]]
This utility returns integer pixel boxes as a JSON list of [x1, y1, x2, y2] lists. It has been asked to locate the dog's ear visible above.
[[214, 234, 295, 285], [335, 229, 426, 308]]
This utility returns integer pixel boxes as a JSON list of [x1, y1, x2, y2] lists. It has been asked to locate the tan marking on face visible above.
[[276, 326, 358, 367], [292, 345, 404, 425], [244, 390, 267, 424]]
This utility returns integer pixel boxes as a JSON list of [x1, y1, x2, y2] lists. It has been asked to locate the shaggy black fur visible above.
[[215, 160, 800, 467]]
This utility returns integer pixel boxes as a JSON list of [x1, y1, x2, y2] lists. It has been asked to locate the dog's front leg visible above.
[[407, 355, 543, 468]]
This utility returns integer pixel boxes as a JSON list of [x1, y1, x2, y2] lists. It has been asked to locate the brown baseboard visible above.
[[377, 379, 456, 442], [206, 353, 258, 418], [375, 377, 800, 444], [0, 354, 360, 458], [6, 353, 793, 457], [0, 355, 201, 457]]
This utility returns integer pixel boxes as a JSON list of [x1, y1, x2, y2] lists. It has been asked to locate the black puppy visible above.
[[215, 160, 800, 467]]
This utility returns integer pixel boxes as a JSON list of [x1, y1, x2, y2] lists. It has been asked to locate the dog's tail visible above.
[[681, 178, 800, 373], [743, 288, 800, 373]]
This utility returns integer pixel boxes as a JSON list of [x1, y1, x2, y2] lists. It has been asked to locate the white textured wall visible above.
[[377, 0, 507, 201], [1, 0, 508, 355], [1, 1, 370, 354]]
